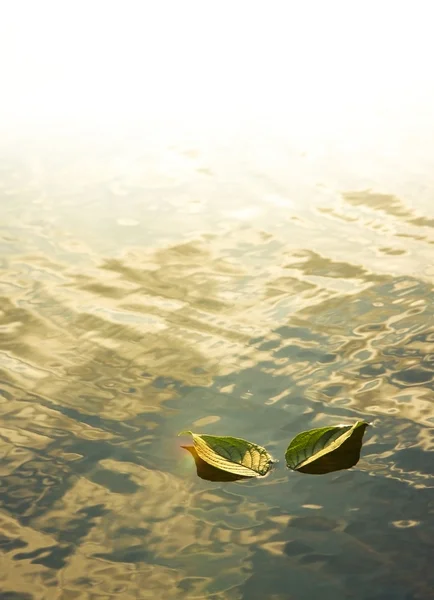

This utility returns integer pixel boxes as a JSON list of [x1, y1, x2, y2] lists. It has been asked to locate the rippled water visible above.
[[0, 129, 433, 600]]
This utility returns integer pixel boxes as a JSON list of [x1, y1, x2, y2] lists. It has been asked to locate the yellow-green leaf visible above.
[[179, 431, 273, 477], [181, 445, 250, 482], [285, 421, 369, 474]]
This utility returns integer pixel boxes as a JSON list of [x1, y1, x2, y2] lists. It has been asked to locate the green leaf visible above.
[[178, 431, 273, 477], [181, 445, 250, 482], [285, 421, 369, 475]]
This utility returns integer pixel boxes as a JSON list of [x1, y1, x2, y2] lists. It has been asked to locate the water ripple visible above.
[[0, 143, 433, 598]]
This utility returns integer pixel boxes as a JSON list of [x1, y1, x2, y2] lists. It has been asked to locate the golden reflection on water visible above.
[[0, 133, 433, 600]]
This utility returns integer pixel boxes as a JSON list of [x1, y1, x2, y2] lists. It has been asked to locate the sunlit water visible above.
[[1, 4, 434, 600]]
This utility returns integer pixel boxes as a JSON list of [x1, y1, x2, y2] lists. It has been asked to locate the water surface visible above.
[[0, 127, 433, 600]]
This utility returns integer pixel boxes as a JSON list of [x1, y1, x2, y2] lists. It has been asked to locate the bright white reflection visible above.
[[1, 1, 434, 138]]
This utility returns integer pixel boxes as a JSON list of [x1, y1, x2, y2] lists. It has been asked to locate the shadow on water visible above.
[[0, 167, 433, 599]]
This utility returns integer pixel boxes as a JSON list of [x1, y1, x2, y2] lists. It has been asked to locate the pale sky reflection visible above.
[[1, 1, 434, 142]]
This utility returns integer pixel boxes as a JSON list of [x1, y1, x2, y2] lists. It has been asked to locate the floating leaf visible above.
[[285, 421, 369, 474], [181, 445, 250, 482], [179, 431, 273, 477]]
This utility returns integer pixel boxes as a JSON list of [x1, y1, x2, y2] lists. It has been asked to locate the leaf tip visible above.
[[178, 430, 192, 437]]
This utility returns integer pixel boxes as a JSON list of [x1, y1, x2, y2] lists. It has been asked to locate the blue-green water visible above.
[[0, 131, 433, 600]]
